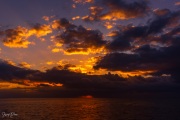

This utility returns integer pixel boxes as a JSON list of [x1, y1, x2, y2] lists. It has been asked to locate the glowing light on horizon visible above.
[[81, 95, 93, 99]]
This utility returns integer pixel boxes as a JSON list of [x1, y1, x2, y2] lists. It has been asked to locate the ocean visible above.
[[0, 98, 180, 120]]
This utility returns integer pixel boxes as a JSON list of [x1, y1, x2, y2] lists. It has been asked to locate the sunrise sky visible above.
[[0, 0, 180, 98]]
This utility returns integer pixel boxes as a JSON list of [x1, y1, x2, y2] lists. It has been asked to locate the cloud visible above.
[[82, 6, 103, 22], [18, 62, 31, 69], [93, 9, 180, 82], [0, 59, 125, 90], [29, 23, 52, 38], [106, 25, 148, 51], [51, 48, 62, 53], [147, 10, 180, 34], [103, 21, 115, 29], [0, 1, 180, 98], [42, 16, 50, 21], [11, 80, 63, 88], [0, 23, 52, 48], [153, 9, 171, 16], [94, 44, 180, 81], [94, 52, 140, 71], [101, 0, 149, 19], [53, 19, 106, 54], [46, 61, 54, 65], [1, 58, 180, 97], [73, 0, 94, 4], [0, 60, 64, 91], [0, 59, 39, 81], [72, 16, 81, 20], [106, 10, 180, 51], [32, 66, 126, 90], [52, 18, 73, 29], [1, 26, 31, 48], [0, 82, 34, 89], [82, 0, 149, 22]]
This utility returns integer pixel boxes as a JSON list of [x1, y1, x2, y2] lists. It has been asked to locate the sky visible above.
[[0, 0, 180, 98]]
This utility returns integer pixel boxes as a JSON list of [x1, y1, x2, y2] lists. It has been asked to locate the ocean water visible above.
[[0, 98, 180, 120]]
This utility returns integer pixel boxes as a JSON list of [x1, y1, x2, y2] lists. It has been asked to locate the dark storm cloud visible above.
[[54, 19, 106, 53], [0, 59, 125, 88], [149, 25, 180, 45], [96, 9, 180, 74], [95, 44, 180, 81], [0, 59, 125, 89], [106, 25, 148, 51], [1, 59, 180, 98], [147, 10, 180, 34], [34, 67, 177, 98], [0, 60, 40, 80], [106, 10, 180, 51], [83, 0, 149, 21], [0, 60, 129, 98], [94, 52, 140, 71], [33, 66, 125, 88]]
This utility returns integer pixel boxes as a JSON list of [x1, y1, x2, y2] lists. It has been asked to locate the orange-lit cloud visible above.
[[19, 62, 31, 69], [81, 0, 149, 22], [51, 20, 60, 29], [63, 47, 105, 55], [29, 24, 52, 38], [89, 6, 103, 16], [55, 42, 63, 47], [42, 15, 55, 21], [50, 27, 107, 55], [72, 16, 80, 20], [73, 0, 94, 4], [6, 59, 16, 66], [51, 48, 62, 53], [46, 61, 54, 65], [0, 82, 33, 89], [106, 31, 119, 37], [53, 21, 107, 55], [104, 21, 115, 29], [0, 80, 63, 89], [51, 18, 70, 29], [2, 26, 31, 48], [42, 16, 50, 21], [114, 70, 156, 78], [82, 6, 103, 22], [45, 60, 89, 73], [82, 15, 95, 21], [100, 11, 128, 20], [69, 57, 101, 74], [14, 80, 63, 87], [1, 24, 52, 48]]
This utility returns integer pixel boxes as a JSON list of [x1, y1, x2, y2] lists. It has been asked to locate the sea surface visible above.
[[0, 98, 180, 120]]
